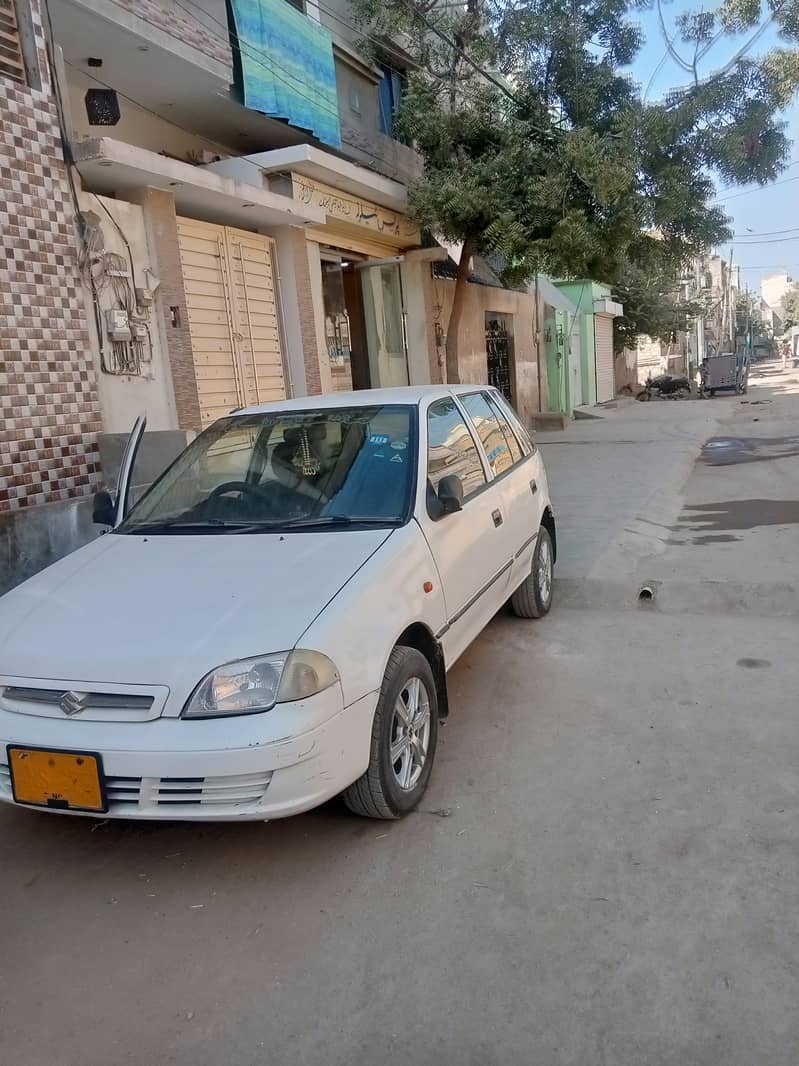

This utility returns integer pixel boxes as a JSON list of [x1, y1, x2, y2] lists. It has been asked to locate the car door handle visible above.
[[530, 479, 538, 495], [492, 509, 503, 527]]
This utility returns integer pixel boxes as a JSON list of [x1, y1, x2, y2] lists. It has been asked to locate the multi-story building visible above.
[[760, 271, 793, 338], [1, 0, 549, 590]]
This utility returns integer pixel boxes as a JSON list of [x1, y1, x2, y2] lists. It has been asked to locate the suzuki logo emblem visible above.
[[60, 690, 90, 716]]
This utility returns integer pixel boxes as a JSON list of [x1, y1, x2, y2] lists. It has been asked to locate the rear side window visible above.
[[459, 392, 514, 476], [492, 393, 535, 455], [483, 392, 523, 463], [427, 399, 486, 498]]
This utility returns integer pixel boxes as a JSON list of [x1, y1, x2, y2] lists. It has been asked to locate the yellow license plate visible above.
[[7, 747, 106, 813]]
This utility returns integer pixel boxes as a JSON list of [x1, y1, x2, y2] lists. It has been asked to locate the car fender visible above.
[[297, 521, 446, 709]]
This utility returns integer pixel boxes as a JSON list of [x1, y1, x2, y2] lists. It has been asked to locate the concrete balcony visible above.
[[50, 0, 422, 184], [340, 125, 422, 186], [51, 0, 234, 84]]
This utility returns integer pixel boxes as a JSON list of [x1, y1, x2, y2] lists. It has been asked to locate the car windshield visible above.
[[119, 405, 416, 534]]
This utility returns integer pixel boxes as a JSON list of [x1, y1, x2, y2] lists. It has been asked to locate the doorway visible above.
[[321, 259, 353, 392], [358, 259, 410, 388], [320, 251, 411, 392], [485, 313, 514, 402]]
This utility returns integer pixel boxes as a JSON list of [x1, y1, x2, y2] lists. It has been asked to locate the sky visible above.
[[623, 1, 799, 298]]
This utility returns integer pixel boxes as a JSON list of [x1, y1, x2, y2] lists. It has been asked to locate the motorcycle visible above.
[[636, 373, 692, 401]]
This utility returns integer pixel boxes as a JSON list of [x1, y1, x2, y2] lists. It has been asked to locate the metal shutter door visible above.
[[177, 218, 242, 426], [177, 219, 286, 426], [224, 228, 286, 408], [594, 315, 615, 403], [0, 1, 26, 84]]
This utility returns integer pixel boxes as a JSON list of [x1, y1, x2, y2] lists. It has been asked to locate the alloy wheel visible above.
[[389, 676, 431, 791], [538, 537, 552, 603]]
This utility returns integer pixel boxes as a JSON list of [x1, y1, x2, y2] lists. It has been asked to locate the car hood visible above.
[[0, 529, 391, 692]]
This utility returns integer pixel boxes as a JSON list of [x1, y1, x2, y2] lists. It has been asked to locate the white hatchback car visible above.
[[0, 386, 555, 821]]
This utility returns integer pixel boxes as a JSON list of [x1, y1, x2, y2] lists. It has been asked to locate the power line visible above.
[[394, 0, 519, 104], [730, 234, 799, 246], [737, 264, 799, 270], [715, 174, 799, 202], [733, 226, 799, 238]]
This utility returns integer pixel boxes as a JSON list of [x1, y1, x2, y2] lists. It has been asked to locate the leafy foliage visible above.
[[351, 0, 799, 376], [783, 283, 799, 331]]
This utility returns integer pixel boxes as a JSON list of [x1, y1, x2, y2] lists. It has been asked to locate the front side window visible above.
[[120, 405, 415, 533], [427, 399, 486, 498], [459, 392, 514, 476]]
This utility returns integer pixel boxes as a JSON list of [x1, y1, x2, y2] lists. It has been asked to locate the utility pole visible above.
[[732, 248, 737, 349]]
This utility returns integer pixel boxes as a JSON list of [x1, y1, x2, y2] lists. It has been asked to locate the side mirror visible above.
[[437, 474, 464, 516], [92, 489, 116, 527]]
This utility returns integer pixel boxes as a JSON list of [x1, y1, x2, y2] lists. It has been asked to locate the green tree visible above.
[[782, 283, 799, 331], [352, 0, 799, 382], [613, 256, 702, 353]]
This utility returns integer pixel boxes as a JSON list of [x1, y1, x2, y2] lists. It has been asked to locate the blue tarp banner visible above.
[[229, 0, 342, 149]]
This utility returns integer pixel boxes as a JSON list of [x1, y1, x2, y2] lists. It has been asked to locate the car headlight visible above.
[[182, 650, 338, 719]]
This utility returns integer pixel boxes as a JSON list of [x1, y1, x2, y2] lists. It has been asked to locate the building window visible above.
[[0, 0, 27, 85], [284, 0, 304, 10], [378, 64, 404, 139]]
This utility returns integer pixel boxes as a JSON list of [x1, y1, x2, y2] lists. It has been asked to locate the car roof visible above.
[[234, 384, 496, 416]]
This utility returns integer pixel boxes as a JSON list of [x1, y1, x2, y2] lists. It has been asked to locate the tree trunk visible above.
[[444, 236, 476, 385]]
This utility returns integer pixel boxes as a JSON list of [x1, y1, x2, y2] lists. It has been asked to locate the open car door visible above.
[[92, 415, 146, 528], [114, 414, 146, 526]]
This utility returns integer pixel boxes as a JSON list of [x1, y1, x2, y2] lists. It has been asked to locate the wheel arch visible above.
[[395, 622, 449, 719], [541, 506, 557, 563]]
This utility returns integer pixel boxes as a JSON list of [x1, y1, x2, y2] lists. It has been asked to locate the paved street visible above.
[[2, 363, 799, 1066]]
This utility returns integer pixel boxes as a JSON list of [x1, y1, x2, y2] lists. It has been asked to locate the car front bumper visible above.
[[0, 688, 377, 821]]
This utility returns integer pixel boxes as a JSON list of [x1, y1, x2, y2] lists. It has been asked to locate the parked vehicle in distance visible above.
[[636, 373, 692, 401], [699, 351, 749, 396], [0, 386, 555, 822]]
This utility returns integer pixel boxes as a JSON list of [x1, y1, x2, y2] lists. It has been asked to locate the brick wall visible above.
[[0, 0, 102, 510], [111, 0, 233, 70]]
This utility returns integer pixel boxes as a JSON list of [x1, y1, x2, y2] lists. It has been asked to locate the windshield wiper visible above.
[[124, 519, 267, 534], [280, 515, 394, 529]]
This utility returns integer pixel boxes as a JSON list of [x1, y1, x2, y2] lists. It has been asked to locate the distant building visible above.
[[761, 272, 793, 337]]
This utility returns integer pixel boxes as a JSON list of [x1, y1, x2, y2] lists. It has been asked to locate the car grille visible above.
[[0, 684, 166, 722], [0, 764, 272, 815]]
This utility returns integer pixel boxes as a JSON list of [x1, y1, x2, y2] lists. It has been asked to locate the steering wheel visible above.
[[208, 480, 273, 504], [205, 480, 277, 519]]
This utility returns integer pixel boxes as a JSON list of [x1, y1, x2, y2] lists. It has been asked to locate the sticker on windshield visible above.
[[390, 454, 403, 464], [390, 441, 407, 451], [369, 434, 390, 445]]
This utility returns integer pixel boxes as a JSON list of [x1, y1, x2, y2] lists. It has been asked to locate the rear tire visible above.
[[510, 525, 554, 619], [342, 647, 438, 820]]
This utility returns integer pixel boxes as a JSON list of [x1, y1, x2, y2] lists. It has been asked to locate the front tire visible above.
[[510, 525, 554, 619], [342, 647, 438, 820]]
